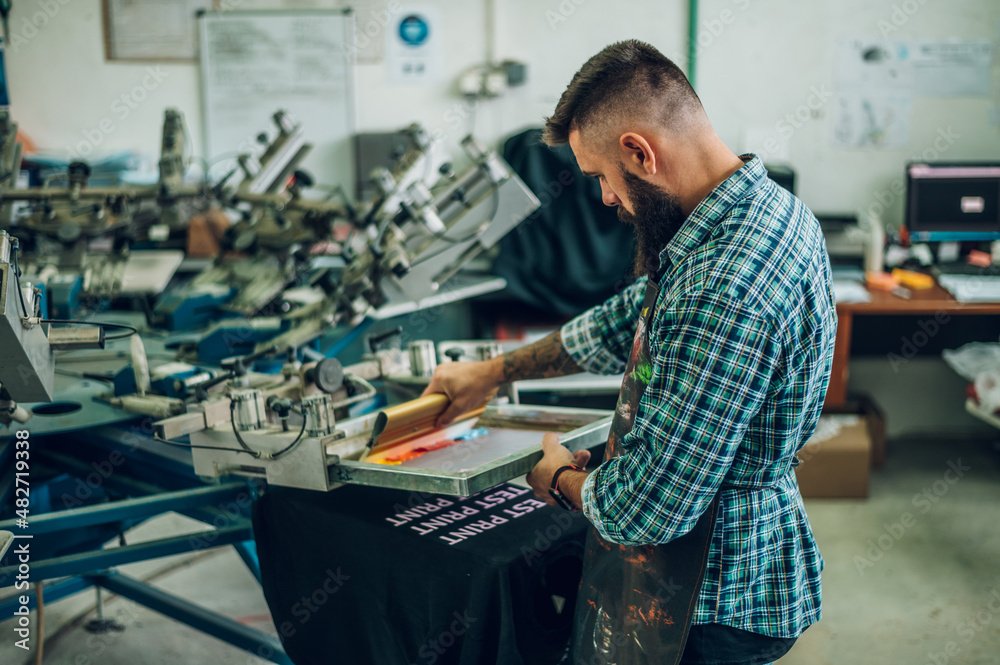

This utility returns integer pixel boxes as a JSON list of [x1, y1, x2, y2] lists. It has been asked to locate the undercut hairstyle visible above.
[[543, 40, 705, 146]]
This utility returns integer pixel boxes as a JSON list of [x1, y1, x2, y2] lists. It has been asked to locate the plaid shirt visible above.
[[565, 155, 836, 638]]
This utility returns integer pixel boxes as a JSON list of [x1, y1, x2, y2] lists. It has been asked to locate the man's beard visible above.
[[617, 167, 687, 278]]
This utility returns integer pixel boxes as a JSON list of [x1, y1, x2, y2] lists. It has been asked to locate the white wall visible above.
[[6, 0, 202, 163], [4, 0, 687, 166], [7, 0, 999, 218], [9, 1, 997, 232], [689, 0, 1000, 438], [697, 0, 1000, 228]]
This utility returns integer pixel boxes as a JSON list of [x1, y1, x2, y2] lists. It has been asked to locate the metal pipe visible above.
[[0, 525, 252, 586], [94, 572, 290, 664]]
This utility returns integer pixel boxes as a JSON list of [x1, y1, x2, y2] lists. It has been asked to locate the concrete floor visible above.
[[1, 434, 998, 665]]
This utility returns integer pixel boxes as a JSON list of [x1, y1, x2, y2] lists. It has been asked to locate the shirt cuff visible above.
[[580, 465, 617, 542], [560, 313, 626, 375]]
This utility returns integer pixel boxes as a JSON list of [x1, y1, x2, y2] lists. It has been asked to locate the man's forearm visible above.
[[498, 330, 583, 382], [558, 469, 589, 510]]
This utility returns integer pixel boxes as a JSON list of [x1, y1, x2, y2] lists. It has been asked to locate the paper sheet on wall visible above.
[[105, 0, 211, 60], [225, 0, 398, 63], [833, 94, 912, 149], [387, 7, 441, 83], [833, 40, 913, 148], [199, 11, 354, 190], [835, 39, 913, 92], [912, 41, 994, 97]]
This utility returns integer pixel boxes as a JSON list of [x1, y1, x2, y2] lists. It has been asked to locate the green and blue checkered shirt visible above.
[[566, 155, 835, 638]]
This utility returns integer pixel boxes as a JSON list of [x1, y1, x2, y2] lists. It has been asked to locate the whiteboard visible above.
[[198, 9, 355, 192]]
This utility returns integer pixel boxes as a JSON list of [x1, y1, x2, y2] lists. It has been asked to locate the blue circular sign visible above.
[[398, 14, 430, 47]]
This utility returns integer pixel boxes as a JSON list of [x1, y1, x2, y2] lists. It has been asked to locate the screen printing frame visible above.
[[327, 404, 612, 496]]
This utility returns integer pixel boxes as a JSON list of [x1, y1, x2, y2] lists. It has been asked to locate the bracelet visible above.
[[548, 464, 582, 511]]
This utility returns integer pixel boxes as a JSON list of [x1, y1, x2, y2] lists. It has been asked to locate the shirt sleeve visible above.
[[559, 277, 648, 375], [580, 290, 781, 546]]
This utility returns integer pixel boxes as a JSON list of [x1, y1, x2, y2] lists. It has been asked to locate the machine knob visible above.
[[57, 222, 82, 244], [311, 358, 345, 394], [68, 161, 92, 183], [292, 169, 314, 189]]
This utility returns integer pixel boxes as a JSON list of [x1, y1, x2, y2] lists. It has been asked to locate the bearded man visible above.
[[424, 39, 836, 665]]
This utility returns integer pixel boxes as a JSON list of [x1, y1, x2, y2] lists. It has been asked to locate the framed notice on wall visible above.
[[198, 9, 356, 191], [103, 0, 213, 62]]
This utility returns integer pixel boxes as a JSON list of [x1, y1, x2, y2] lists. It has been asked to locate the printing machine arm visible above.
[[258, 135, 540, 353], [0, 230, 105, 426]]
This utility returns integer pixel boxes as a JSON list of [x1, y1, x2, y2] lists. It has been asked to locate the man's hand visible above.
[[526, 433, 591, 507], [422, 359, 503, 427], [423, 332, 584, 427]]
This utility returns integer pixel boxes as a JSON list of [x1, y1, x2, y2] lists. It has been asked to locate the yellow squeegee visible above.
[[361, 394, 486, 460]]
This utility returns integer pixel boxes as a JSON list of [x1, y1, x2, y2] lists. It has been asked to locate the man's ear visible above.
[[618, 132, 657, 176]]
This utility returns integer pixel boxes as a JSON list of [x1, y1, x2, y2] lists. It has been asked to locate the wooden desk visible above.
[[826, 284, 1000, 408]]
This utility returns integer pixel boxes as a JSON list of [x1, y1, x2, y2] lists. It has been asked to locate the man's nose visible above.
[[600, 182, 621, 207]]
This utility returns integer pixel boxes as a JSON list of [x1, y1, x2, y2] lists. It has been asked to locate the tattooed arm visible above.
[[500, 330, 583, 381], [423, 277, 647, 425], [422, 331, 582, 426]]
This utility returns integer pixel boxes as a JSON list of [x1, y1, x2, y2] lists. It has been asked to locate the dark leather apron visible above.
[[571, 275, 720, 665]]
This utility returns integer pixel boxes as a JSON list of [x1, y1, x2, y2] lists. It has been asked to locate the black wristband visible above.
[[548, 464, 582, 511]]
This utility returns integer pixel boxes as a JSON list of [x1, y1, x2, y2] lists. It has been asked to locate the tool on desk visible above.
[[937, 274, 1000, 303], [865, 271, 900, 292], [891, 268, 934, 291], [967, 249, 994, 269]]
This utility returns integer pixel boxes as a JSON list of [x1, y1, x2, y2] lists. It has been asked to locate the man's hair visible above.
[[543, 40, 704, 146]]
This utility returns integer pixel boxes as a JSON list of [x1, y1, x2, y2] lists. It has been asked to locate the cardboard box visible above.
[[825, 396, 887, 467], [795, 413, 874, 499]]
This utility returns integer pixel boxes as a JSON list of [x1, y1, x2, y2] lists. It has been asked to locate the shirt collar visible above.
[[657, 154, 766, 274]]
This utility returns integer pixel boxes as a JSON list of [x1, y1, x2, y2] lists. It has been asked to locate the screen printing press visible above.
[[242, 395, 611, 665], [156, 391, 611, 497], [153, 387, 613, 665], [0, 102, 611, 663]]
